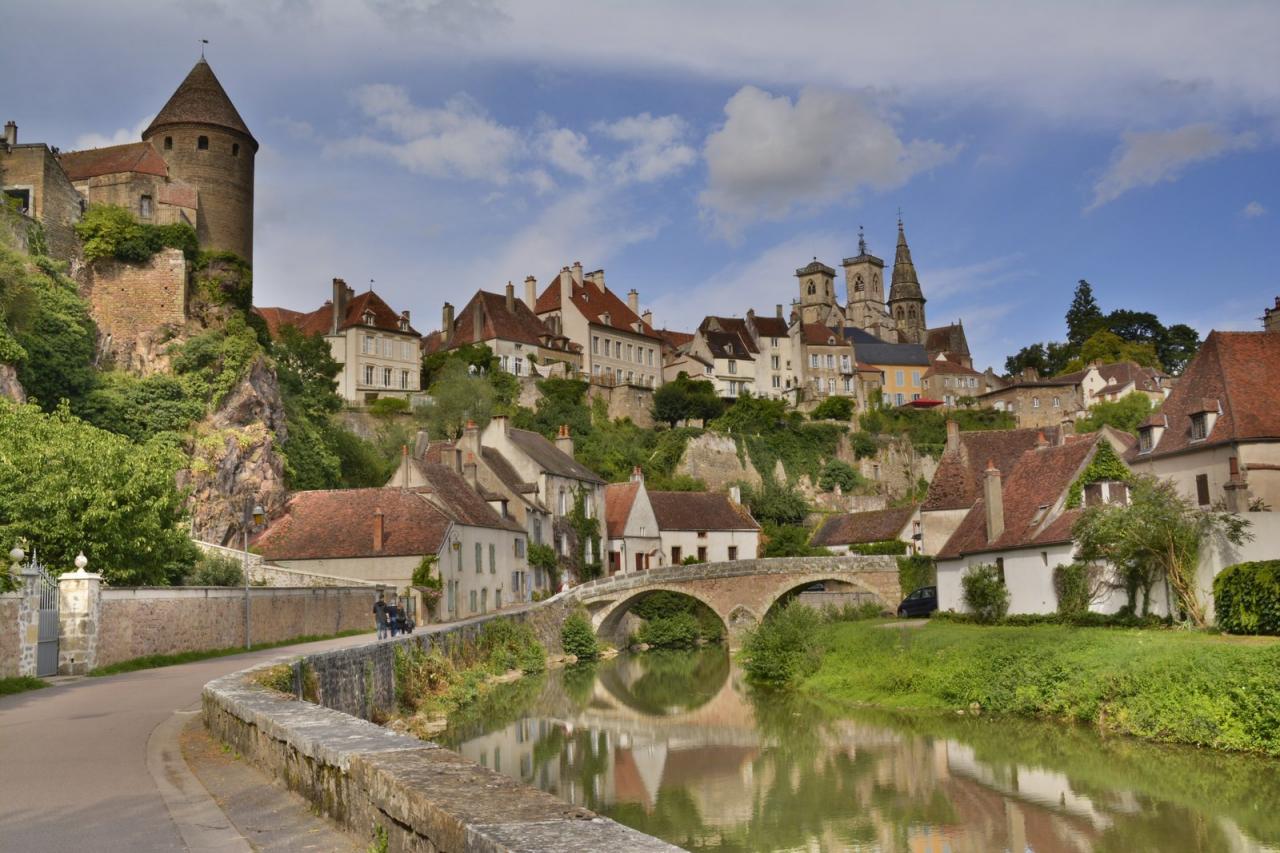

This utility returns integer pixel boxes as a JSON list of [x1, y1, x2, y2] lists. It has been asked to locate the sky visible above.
[[5, 0, 1279, 370]]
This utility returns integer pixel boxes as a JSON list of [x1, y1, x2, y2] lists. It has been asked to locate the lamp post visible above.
[[243, 497, 265, 649]]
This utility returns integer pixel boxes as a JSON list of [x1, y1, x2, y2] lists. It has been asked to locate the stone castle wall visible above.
[[0, 595, 19, 678], [148, 124, 254, 262], [0, 145, 83, 262], [82, 248, 187, 372], [95, 586, 374, 669], [587, 381, 656, 428]]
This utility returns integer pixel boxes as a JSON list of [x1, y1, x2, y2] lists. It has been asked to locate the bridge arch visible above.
[[761, 575, 889, 622], [593, 586, 727, 649]]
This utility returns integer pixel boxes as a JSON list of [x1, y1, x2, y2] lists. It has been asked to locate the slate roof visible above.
[[1134, 331, 1280, 460], [507, 428, 605, 484], [922, 426, 1064, 512], [840, 326, 931, 366], [255, 289, 420, 339], [422, 290, 578, 355], [888, 224, 924, 303], [795, 259, 836, 277], [414, 461, 524, 532], [144, 58, 257, 147], [604, 481, 641, 539], [810, 506, 916, 547], [535, 275, 661, 341], [750, 313, 790, 338], [648, 492, 760, 531], [252, 488, 450, 560], [57, 141, 169, 181], [925, 323, 970, 358], [480, 446, 539, 495], [700, 317, 760, 354], [937, 433, 1101, 559], [702, 329, 754, 361]]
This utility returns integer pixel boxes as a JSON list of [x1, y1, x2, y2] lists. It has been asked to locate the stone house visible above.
[[1128, 330, 1280, 512], [976, 372, 1086, 428], [253, 474, 527, 623], [257, 278, 421, 406], [794, 322, 860, 403], [689, 319, 756, 400], [57, 142, 198, 233], [843, 327, 930, 407], [921, 353, 985, 407], [1, 123, 85, 260], [810, 505, 919, 556], [744, 309, 793, 399], [421, 284, 582, 377], [1077, 361, 1170, 407], [925, 322, 973, 369], [935, 429, 1138, 616], [662, 349, 714, 386], [604, 469, 760, 570], [534, 263, 664, 389]]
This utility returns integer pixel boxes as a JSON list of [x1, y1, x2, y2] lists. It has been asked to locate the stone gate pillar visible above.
[[58, 553, 101, 675], [15, 559, 40, 677]]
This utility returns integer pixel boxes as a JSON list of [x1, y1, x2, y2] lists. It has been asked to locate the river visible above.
[[439, 647, 1280, 852]]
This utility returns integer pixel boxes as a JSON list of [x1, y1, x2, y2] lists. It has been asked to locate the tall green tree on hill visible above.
[[652, 372, 723, 427], [1065, 279, 1105, 346]]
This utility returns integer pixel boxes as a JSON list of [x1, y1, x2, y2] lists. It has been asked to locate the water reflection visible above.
[[440, 648, 1280, 852]]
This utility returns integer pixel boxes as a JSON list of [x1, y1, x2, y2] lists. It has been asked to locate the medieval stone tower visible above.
[[887, 221, 926, 344], [142, 59, 257, 263], [795, 258, 839, 324], [843, 226, 895, 339]]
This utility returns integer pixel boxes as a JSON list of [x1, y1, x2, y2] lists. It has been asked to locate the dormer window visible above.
[[362, 310, 375, 326], [398, 317, 408, 331], [1190, 413, 1208, 441], [1138, 428, 1154, 453]]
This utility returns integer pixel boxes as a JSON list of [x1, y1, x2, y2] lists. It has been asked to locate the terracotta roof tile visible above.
[[923, 426, 1063, 512], [801, 323, 845, 347], [253, 488, 450, 561], [256, 288, 420, 339], [604, 481, 640, 539], [648, 491, 760, 531], [535, 275, 661, 341], [436, 290, 574, 352], [811, 506, 916, 547], [701, 329, 754, 360], [414, 461, 523, 532], [658, 328, 694, 351], [57, 141, 169, 181], [750, 314, 790, 338]]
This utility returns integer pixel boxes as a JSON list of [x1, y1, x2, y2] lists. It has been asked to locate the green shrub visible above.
[[930, 610, 1167, 629], [740, 481, 809, 526], [817, 459, 863, 492], [681, 554, 704, 565], [368, 397, 410, 418], [637, 612, 701, 649], [393, 643, 458, 712], [849, 539, 907, 556], [897, 554, 936, 596], [741, 603, 826, 686], [478, 618, 546, 673], [960, 563, 1010, 623], [561, 611, 599, 660], [75, 205, 198, 263], [1053, 562, 1093, 618], [810, 396, 854, 421], [1214, 560, 1280, 635], [848, 431, 878, 459], [819, 601, 885, 622], [184, 552, 245, 586], [761, 523, 830, 558]]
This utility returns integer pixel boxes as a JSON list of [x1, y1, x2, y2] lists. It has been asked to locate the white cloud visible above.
[[73, 115, 153, 150], [594, 113, 696, 184], [331, 85, 523, 183], [1243, 200, 1267, 217], [1088, 123, 1258, 210], [539, 127, 595, 179], [699, 87, 955, 237]]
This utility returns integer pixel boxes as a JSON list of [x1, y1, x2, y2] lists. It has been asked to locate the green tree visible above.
[[0, 402, 198, 584], [1065, 279, 1105, 347], [1073, 475, 1251, 625], [1076, 393, 1155, 435], [651, 372, 722, 427], [271, 325, 342, 417], [741, 481, 809, 526], [3, 249, 96, 410], [810, 396, 854, 421], [1157, 323, 1200, 375], [512, 377, 592, 439], [1064, 329, 1160, 371], [421, 360, 496, 440], [817, 459, 863, 492], [74, 204, 198, 263]]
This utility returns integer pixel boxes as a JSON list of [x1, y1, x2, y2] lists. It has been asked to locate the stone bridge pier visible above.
[[567, 556, 902, 649]]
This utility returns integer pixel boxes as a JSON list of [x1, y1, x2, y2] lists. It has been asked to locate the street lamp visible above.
[[243, 498, 265, 649]]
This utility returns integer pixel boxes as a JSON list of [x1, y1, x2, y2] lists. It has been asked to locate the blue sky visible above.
[[6, 0, 1279, 369]]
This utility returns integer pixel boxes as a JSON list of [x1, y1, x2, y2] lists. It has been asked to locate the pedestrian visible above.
[[374, 593, 388, 640], [387, 598, 401, 637]]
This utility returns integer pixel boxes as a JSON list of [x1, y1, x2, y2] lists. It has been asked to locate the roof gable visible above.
[[253, 488, 449, 560], [57, 141, 169, 181], [535, 275, 661, 341], [923, 426, 1063, 511], [648, 491, 760, 531], [811, 506, 916, 546], [507, 428, 605, 484]]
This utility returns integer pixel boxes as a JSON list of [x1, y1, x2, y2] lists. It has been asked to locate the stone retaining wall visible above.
[[0, 595, 18, 678], [97, 586, 374, 669], [202, 603, 678, 852]]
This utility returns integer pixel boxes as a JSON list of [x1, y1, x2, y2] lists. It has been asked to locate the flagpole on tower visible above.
[[201, 39, 208, 59]]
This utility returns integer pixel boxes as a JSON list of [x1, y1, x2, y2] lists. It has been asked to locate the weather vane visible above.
[[201, 38, 208, 58]]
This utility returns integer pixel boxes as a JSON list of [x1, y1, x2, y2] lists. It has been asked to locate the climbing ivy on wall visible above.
[[1066, 440, 1132, 508], [569, 488, 603, 582]]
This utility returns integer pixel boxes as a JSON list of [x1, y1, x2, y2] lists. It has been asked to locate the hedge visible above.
[[849, 539, 908, 556], [1214, 560, 1280, 636]]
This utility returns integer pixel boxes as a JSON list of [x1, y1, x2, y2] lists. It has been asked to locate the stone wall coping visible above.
[[102, 585, 374, 601], [569, 555, 898, 599], [203, 639, 683, 852]]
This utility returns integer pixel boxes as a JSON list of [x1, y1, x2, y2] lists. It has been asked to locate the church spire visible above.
[[889, 220, 923, 302], [142, 59, 257, 149]]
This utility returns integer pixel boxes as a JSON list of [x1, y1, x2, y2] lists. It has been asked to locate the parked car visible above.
[[897, 586, 938, 618]]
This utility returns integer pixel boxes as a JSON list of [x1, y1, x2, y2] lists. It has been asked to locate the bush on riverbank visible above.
[[1214, 560, 1280, 636], [478, 619, 546, 674], [804, 621, 1280, 755], [960, 564, 1009, 622], [561, 611, 599, 660], [932, 610, 1168, 629], [638, 612, 701, 648], [740, 604, 827, 685], [628, 590, 725, 648]]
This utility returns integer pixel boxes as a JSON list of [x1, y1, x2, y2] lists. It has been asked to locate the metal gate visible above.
[[33, 558, 59, 677]]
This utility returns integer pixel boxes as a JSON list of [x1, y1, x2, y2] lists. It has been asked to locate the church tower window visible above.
[[854, 275, 864, 293], [197, 135, 209, 150], [164, 136, 173, 150], [232, 143, 240, 157], [807, 282, 815, 295]]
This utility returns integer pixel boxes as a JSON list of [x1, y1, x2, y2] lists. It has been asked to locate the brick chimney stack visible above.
[[441, 302, 454, 345], [555, 424, 574, 458], [572, 261, 583, 287], [627, 289, 640, 315], [1058, 419, 1074, 445], [945, 419, 960, 454], [3, 121, 15, 148], [331, 278, 348, 335], [505, 282, 515, 313], [1035, 430, 1049, 450], [373, 507, 384, 551], [524, 276, 537, 311], [559, 266, 573, 307], [1264, 296, 1280, 333], [630, 465, 644, 483], [776, 303, 784, 320], [983, 459, 1004, 543], [463, 452, 479, 489]]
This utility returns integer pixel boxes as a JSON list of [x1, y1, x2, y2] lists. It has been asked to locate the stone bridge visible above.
[[566, 556, 902, 648]]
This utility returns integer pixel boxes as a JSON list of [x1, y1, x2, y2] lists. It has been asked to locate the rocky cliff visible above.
[[0, 364, 25, 403]]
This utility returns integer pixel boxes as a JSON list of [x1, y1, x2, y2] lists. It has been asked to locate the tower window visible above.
[[164, 136, 173, 150], [232, 143, 240, 157], [197, 136, 209, 150]]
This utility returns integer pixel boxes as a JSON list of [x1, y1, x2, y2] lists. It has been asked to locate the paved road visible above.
[[0, 633, 376, 853]]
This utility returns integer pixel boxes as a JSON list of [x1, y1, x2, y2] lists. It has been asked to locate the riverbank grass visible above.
[[801, 621, 1280, 755], [0, 675, 46, 696]]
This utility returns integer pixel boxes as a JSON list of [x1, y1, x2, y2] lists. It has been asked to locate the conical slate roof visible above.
[[143, 59, 257, 149], [888, 222, 924, 303]]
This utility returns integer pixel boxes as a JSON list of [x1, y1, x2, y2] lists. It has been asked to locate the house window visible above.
[[827, 378, 835, 392], [139, 195, 152, 218], [363, 335, 373, 354], [1053, 396, 1061, 408], [363, 365, 374, 385], [810, 355, 818, 368], [164, 136, 173, 150], [514, 357, 523, 375], [558, 488, 567, 515], [1190, 413, 1208, 441], [647, 349, 653, 366], [489, 544, 496, 573], [728, 360, 737, 374], [592, 336, 599, 354], [625, 370, 633, 384], [197, 136, 209, 150], [615, 341, 622, 358], [728, 546, 738, 561], [697, 546, 707, 562], [895, 393, 905, 405], [532, 517, 542, 544], [826, 354, 834, 369], [671, 546, 682, 563], [232, 143, 240, 157], [1196, 474, 1211, 506], [615, 368, 622, 384], [912, 371, 920, 386], [1138, 428, 1153, 453], [481, 588, 488, 613], [495, 589, 502, 610], [1032, 397, 1041, 408], [383, 367, 392, 386], [771, 355, 780, 370], [895, 370, 905, 386], [627, 344, 634, 361], [475, 543, 483, 573], [772, 376, 781, 388], [469, 589, 478, 613], [400, 370, 409, 389], [514, 538, 525, 558]]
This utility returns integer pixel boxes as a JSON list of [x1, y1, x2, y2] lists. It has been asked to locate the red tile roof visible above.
[[252, 488, 450, 561], [922, 426, 1064, 512], [604, 481, 641, 539], [811, 506, 916, 547], [937, 433, 1102, 559], [658, 328, 694, 351], [923, 355, 982, 378], [255, 307, 306, 339], [1135, 331, 1280, 460], [648, 491, 760, 531], [413, 461, 524, 532], [801, 323, 846, 347], [424, 290, 576, 354], [57, 141, 169, 181], [750, 313, 790, 338], [256, 288, 420, 339], [535, 275, 662, 341], [145, 58, 257, 147]]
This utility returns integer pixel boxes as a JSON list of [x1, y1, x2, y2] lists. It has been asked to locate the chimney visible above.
[[490, 413, 509, 436], [373, 507, 384, 551], [572, 261, 584, 286], [729, 485, 741, 505], [441, 302, 454, 345], [1224, 456, 1251, 513], [401, 445, 409, 489], [983, 460, 1004, 543], [460, 419, 480, 456], [627, 289, 640, 315], [1058, 419, 1074, 445], [641, 310, 653, 327], [463, 452, 479, 489], [1035, 430, 1049, 450], [560, 266, 573, 305], [2, 121, 14, 147], [505, 281, 515, 313], [630, 465, 644, 483], [453, 447, 464, 474], [472, 300, 485, 342], [587, 268, 606, 293], [332, 278, 347, 334], [945, 419, 960, 454], [555, 423, 574, 458], [776, 303, 784, 320], [1264, 296, 1280, 333], [524, 276, 537, 311]]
